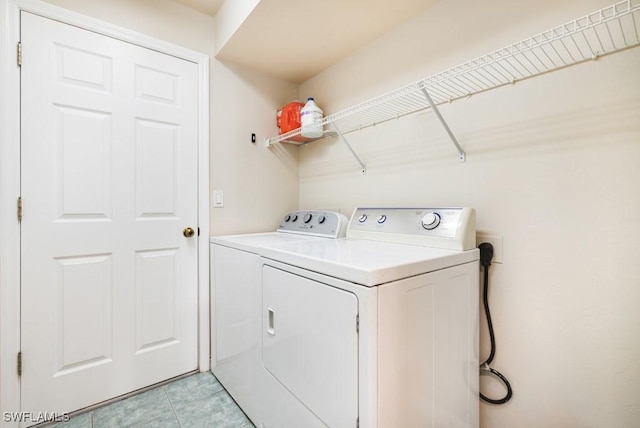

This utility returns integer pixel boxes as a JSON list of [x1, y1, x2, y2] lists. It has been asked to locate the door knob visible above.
[[183, 227, 195, 238]]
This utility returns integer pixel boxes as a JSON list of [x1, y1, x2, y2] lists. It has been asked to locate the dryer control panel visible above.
[[347, 207, 476, 250], [277, 210, 348, 238]]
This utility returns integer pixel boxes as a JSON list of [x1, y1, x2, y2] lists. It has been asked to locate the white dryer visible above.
[[259, 207, 479, 428]]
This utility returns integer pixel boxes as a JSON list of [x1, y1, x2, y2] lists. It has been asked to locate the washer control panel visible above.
[[277, 210, 348, 238], [347, 207, 476, 250]]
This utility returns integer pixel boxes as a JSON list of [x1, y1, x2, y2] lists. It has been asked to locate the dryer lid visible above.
[[260, 238, 479, 286]]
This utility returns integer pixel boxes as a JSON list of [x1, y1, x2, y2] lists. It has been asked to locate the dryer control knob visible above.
[[303, 213, 313, 223], [421, 212, 441, 230], [358, 214, 368, 223], [317, 215, 326, 224], [377, 215, 387, 224]]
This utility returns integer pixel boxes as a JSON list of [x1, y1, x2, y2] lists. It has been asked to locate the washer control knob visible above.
[[317, 215, 326, 224], [291, 214, 298, 222], [303, 213, 313, 223], [421, 212, 441, 230], [358, 214, 368, 223], [377, 215, 387, 224], [284, 214, 291, 222]]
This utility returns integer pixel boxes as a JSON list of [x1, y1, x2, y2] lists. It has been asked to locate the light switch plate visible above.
[[213, 190, 224, 208]]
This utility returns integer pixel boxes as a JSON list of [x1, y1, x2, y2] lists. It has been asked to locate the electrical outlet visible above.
[[476, 234, 503, 264]]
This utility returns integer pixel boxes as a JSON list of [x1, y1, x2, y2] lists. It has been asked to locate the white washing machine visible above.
[[211, 207, 479, 428], [210, 211, 349, 426]]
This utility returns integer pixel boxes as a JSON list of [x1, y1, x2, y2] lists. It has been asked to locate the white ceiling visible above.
[[173, 0, 440, 83], [173, 0, 224, 17]]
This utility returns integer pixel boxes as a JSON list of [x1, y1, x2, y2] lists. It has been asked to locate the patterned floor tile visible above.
[[51, 412, 91, 428], [46, 373, 253, 428], [172, 389, 251, 428], [164, 372, 224, 406], [92, 387, 174, 428]]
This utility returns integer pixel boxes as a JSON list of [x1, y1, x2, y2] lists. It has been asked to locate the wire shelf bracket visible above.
[[265, 0, 640, 169], [419, 85, 465, 162], [332, 123, 367, 174]]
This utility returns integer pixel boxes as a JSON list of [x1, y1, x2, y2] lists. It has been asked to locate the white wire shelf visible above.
[[265, 0, 640, 163], [275, 131, 337, 146]]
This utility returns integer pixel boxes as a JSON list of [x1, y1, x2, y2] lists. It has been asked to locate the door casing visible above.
[[0, 0, 210, 421]]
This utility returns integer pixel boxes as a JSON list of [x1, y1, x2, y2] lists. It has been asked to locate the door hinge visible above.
[[17, 352, 22, 376], [356, 314, 359, 333], [356, 417, 359, 428], [17, 197, 22, 222], [17, 42, 22, 67], [197, 227, 200, 237]]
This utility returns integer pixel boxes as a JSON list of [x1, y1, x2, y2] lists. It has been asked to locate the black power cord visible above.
[[478, 242, 513, 405]]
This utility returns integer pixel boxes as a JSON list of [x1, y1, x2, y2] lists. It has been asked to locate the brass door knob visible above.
[[183, 227, 195, 238]]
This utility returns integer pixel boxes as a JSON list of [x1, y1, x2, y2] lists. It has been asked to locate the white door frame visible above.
[[0, 0, 210, 422]]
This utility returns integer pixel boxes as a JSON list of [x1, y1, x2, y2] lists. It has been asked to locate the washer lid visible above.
[[210, 232, 324, 254], [260, 238, 479, 286]]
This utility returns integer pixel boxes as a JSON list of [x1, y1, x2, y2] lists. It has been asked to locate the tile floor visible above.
[[52, 372, 254, 428]]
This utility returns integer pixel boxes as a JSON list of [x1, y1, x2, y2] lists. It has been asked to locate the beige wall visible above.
[[43, 0, 299, 236], [299, 0, 640, 426], [209, 60, 299, 234]]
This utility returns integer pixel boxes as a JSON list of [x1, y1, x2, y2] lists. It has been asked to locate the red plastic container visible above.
[[277, 101, 307, 143]]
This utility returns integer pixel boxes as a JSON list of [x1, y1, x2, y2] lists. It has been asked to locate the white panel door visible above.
[[20, 12, 199, 416]]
